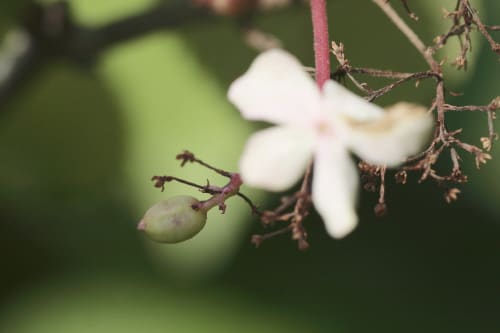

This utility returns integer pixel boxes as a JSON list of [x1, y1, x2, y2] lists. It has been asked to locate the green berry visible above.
[[138, 196, 207, 243]]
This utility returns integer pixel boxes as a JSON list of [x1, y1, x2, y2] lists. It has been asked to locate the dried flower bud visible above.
[[491, 97, 500, 109], [444, 188, 461, 203], [493, 45, 500, 55], [251, 234, 263, 248], [363, 181, 377, 193], [138, 196, 207, 243], [395, 170, 408, 184], [374, 202, 387, 217], [358, 161, 371, 173], [454, 56, 467, 70], [475, 151, 492, 169], [480, 137, 492, 151]]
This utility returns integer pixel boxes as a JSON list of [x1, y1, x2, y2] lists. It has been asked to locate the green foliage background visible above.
[[0, 1, 499, 332]]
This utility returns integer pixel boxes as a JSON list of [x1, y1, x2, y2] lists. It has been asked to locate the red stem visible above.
[[310, 0, 331, 89]]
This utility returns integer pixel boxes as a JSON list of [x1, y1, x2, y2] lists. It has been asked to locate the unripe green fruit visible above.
[[138, 196, 207, 243]]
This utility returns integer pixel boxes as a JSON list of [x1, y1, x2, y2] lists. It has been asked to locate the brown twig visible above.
[[467, 1, 500, 55], [176, 150, 232, 177], [152, 152, 262, 216]]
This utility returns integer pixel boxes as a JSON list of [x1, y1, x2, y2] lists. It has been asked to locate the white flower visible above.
[[228, 49, 433, 238]]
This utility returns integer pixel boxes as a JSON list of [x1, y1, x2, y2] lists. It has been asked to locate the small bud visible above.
[[395, 170, 408, 184], [480, 137, 492, 151], [138, 196, 207, 243], [298, 239, 309, 251], [363, 181, 377, 192], [444, 188, 461, 203], [491, 97, 500, 109], [454, 56, 466, 70], [251, 234, 263, 248], [493, 44, 500, 55], [374, 202, 387, 217], [475, 151, 492, 169]]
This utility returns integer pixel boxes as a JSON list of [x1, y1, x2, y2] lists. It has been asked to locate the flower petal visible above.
[[228, 49, 321, 127], [312, 137, 359, 239], [322, 80, 384, 121], [341, 102, 434, 167], [239, 126, 314, 191]]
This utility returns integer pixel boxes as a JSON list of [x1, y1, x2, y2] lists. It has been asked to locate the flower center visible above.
[[316, 120, 335, 137]]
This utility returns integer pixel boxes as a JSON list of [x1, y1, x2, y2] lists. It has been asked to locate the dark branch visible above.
[[0, 0, 213, 110]]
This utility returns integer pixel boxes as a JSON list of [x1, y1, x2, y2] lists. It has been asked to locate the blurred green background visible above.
[[0, 0, 499, 332]]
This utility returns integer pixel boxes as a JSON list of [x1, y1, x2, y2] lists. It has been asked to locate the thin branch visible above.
[[151, 175, 212, 193], [236, 192, 262, 216], [371, 0, 437, 69], [367, 71, 441, 101], [345, 67, 417, 79], [486, 25, 500, 31], [465, 1, 500, 54], [176, 150, 232, 177], [251, 225, 292, 248], [374, 166, 387, 217]]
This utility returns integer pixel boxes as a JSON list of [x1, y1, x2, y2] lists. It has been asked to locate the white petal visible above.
[[228, 49, 321, 127], [239, 126, 314, 191], [322, 80, 384, 121], [312, 138, 359, 239], [341, 102, 434, 167]]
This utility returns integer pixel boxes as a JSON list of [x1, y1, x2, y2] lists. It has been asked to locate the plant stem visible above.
[[310, 0, 330, 88], [196, 173, 243, 212]]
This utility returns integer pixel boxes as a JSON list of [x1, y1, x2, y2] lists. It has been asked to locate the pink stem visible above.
[[310, 0, 331, 89], [195, 173, 242, 212]]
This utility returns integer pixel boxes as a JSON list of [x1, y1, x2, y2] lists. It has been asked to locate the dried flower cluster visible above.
[[329, 0, 500, 223]]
